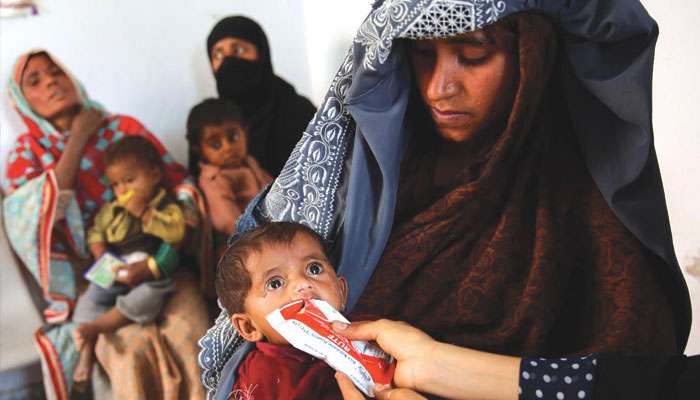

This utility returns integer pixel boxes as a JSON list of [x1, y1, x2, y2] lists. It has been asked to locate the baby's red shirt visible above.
[[231, 341, 341, 400]]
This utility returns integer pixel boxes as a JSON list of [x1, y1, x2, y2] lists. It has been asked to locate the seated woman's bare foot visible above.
[[73, 344, 95, 382], [72, 337, 96, 383], [73, 323, 99, 382]]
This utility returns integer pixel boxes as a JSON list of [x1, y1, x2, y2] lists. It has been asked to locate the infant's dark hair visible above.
[[104, 135, 163, 171], [186, 98, 244, 177], [216, 222, 328, 315]]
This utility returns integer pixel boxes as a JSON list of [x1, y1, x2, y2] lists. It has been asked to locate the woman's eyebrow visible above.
[[22, 70, 39, 84], [446, 34, 493, 46]]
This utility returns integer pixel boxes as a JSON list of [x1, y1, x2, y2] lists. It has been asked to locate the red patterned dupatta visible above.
[[355, 15, 681, 356], [2, 50, 208, 399]]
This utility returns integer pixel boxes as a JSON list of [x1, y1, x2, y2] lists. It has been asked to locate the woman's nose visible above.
[[43, 72, 58, 88], [425, 56, 461, 102], [220, 47, 234, 59]]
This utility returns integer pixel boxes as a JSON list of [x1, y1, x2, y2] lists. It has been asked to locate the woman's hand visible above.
[[332, 319, 437, 392], [55, 107, 106, 189], [113, 260, 154, 286], [198, 162, 221, 182], [332, 319, 520, 400], [336, 373, 427, 400], [225, 167, 259, 204], [69, 107, 104, 145]]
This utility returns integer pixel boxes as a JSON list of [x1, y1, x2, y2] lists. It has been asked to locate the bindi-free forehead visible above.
[[414, 30, 493, 47], [444, 30, 495, 46], [21, 55, 58, 86], [414, 25, 516, 53]]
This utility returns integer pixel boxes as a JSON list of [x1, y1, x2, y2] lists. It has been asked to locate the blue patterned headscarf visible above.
[[199, 1, 690, 398]]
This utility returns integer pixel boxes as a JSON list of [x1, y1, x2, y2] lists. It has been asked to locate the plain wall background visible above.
[[0, 0, 315, 166], [1, 1, 698, 369], [643, 0, 700, 354]]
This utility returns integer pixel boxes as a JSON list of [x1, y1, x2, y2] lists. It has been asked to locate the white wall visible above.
[[0, 203, 43, 370], [0, 0, 313, 166], [642, 0, 700, 355], [0, 0, 698, 357], [301, 1, 370, 103]]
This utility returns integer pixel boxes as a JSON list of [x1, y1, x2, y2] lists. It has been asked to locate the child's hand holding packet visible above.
[[84, 252, 125, 288]]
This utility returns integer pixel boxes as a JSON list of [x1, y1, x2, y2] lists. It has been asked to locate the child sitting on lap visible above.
[[186, 98, 271, 246], [72, 135, 185, 382], [216, 222, 348, 399]]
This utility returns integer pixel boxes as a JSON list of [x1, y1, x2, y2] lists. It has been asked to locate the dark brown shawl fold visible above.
[[354, 14, 678, 356]]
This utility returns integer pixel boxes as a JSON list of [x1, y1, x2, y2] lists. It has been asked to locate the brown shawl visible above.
[[354, 14, 679, 357], [95, 271, 209, 399]]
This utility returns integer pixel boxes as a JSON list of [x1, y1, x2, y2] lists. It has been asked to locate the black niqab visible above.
[[206, 16, 315, 176]]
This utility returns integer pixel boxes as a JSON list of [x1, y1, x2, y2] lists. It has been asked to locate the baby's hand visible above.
[[112, 261, 153, 286], [198, 162, 220, 181]]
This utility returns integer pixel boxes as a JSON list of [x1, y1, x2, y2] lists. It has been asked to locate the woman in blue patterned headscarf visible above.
[[199, 1, 691, 398]]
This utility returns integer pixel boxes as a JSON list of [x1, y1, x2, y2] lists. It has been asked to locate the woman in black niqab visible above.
[[206, 16, 316, 176]]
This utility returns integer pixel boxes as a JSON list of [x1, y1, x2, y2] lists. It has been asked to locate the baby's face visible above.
[[106, 159, 161, 206], [242, 233, 347, 344], [199, 120, 247, 168]]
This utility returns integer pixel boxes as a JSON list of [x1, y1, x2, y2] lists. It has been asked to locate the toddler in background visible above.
[[72, 135, 184, 382], [216, 222, 348, 399], [186, 98, 271, 246]]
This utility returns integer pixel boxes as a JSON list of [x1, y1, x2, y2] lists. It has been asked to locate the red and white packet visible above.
[[266, 299, 396, 397]]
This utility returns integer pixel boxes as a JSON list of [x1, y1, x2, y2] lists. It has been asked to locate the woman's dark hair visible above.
[[104, 135, 163, 172], [216, 222, 329, 315], [186, 98, 244, 178]]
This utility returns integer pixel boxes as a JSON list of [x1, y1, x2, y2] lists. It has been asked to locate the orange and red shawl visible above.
[[3, 50, 209, 400]]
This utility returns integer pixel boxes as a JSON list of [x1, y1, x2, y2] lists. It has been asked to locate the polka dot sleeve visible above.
[[519, 356, 597, 400]]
